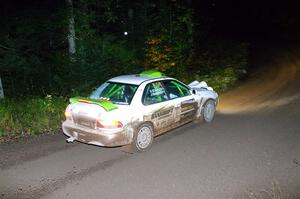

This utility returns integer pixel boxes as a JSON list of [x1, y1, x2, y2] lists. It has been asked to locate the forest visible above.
[[0, 0, 248, 141]]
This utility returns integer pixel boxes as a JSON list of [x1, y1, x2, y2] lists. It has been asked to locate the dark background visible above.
[[2, 0, 300, 43], [1, 0, 300, 97]]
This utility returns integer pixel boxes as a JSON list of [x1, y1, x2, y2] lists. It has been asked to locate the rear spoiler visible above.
[[69, 97, 118, 111]]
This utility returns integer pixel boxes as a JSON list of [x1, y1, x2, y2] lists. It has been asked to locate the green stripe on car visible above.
[[140, 70, 164, 77], [69, 97, 118, 111]]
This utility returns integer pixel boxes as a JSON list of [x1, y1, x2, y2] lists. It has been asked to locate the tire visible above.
[[200, 99, 216, 123], [132, 123, 154, 152]]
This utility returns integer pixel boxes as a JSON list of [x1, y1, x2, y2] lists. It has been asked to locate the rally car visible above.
[[62, 70, 218, 152]]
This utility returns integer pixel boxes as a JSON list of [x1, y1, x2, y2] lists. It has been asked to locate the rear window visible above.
[[90, 82, 138, 105]]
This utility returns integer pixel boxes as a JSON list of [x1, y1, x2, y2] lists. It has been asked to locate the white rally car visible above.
[[62, 70, 218, 152]]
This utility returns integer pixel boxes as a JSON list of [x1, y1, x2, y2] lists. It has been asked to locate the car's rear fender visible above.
[[130, 119, 154, 134]]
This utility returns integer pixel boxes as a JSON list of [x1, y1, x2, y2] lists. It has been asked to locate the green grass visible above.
[[0, 96, 67, 142]]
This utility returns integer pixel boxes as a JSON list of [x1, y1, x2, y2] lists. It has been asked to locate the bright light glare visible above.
[[96, 119, 123, 128], [218, 59, 300, 114], [64, 111, 72, 118]]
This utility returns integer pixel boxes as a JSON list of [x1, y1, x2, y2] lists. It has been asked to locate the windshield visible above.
[[90, 82, 138, 105]]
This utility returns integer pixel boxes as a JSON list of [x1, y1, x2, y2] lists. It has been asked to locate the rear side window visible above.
[[163, 80, 191, 99], [142, 81, 168, 105]]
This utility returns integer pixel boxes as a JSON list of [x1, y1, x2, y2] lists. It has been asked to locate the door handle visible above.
[[181, 99, 195, 104]]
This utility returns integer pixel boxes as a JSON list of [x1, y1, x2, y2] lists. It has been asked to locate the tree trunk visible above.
[[0, 77, 4, 99], [66, 0, 76, 61]]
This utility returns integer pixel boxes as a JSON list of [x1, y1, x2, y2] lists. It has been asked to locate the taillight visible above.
[[64, 110, 72, 120], [95, 119, 123, 129]]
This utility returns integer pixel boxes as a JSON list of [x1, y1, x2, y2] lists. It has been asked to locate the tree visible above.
[[0, 77, 4, 99], [144, 2, 194, 77], [66, 0, 76, 61]]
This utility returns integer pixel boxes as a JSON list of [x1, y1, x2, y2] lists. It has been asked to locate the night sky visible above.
[[210, 0, 300, 42]]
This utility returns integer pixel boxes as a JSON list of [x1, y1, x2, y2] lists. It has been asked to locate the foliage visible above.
[[0, 0, 248, 97], [144, 36, 175, 72], [54, 34, 140, 95], [195, 67, 238, 92], [144, 4, 193, 76], [0, 0, 249, 141], [0, 96, 66, 142], [51, 0, 142, 95], [0, 2, 67, 97], [184, 41, 249, 92]]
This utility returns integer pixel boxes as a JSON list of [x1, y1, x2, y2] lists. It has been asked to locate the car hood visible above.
[[188, 80, 214, 91]]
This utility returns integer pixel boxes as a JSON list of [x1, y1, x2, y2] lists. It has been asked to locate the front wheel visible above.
[[201, 99, 216, 123], [132, 123, 154, 152]]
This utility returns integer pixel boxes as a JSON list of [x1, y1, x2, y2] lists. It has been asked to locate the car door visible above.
[[141, 81, 176, 135], [162, 80, 198, 125]]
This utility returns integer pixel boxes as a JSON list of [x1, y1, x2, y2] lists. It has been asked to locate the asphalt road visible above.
[[0, 45, 300, 199]]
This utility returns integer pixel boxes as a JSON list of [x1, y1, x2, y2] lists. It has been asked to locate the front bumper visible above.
[[62, 120, 132, 147]]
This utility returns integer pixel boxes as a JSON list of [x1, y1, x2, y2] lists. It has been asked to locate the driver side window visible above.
[[163, 80, 191, 99]]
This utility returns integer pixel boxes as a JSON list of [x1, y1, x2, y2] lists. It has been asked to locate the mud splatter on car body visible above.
[[62, 71, 218, 151]]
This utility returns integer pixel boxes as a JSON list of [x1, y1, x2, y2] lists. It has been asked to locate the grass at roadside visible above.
[[0, 96, 66, 143]]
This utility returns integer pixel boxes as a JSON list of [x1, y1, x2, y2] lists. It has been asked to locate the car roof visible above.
[[108, 74, 169, 85]]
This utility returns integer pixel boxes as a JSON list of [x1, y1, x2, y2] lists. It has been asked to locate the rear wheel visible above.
[[133, 123, 154, 152], [201, 99, 216, 123]]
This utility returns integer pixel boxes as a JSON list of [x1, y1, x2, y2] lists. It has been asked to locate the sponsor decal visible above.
[[150, 87, 165, 96], [151, 107, 173, 120]]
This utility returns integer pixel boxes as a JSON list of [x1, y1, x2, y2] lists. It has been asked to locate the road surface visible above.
[[0, 45, 300, 199]]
